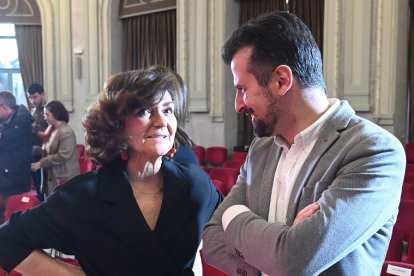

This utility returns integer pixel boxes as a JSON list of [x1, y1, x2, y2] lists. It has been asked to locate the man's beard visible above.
[[252, 87, 279, 137]]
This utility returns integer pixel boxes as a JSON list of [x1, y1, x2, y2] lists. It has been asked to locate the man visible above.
[[202, 12, 405, 275], [27, 83, 48, 199], [0, 91, 32, 218]]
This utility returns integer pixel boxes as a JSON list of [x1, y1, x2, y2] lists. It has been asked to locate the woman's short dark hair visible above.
[[221, 11, 326, 94], [83, 68, 179, 165], [45, 101, 69, 123]]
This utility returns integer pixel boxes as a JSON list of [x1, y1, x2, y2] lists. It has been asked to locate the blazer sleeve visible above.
[[0, 187, 74, 272], [40, 126, 77, 168], [203, 147, 261, 276], [204, 132, 405, 275]]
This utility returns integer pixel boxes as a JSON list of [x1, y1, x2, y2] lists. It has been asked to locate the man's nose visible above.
[[235, 91, 246, 113]]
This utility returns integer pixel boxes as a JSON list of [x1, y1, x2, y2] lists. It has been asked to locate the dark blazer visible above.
[[0, 105, 32, 196], [0, 158, 222, 275]]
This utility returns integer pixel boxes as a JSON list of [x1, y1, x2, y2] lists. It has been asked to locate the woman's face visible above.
[[44, 108, 58, 126], [124, 92, 177, 159]]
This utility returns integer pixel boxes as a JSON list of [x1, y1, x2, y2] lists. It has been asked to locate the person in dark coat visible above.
[[0, 91, 32, 208]]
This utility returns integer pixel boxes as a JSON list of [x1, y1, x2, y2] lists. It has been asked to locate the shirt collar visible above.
[[274, 98, 340, 150]]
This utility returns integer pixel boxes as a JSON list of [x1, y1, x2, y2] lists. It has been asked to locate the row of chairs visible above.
[[383, 199, 414, 274], [193, 146, 248, 168]]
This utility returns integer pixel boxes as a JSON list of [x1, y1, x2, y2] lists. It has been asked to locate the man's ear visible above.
[[272, 65, 293, 96]]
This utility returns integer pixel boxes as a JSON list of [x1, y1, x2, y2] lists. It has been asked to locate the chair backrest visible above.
[[381, 260, 414, 275], [199, 250, 229, 276], [193, 146, 206, 166], [211, 179, 226, 196], [406, 142, 414, 163], [385, 227, 403, 262], [205, 147, 227, 167], [407, 232, 414, 264], [76, 144, 85, 158], [4, 192, 40, 221], [223, 159, 244, 173], [232, 151, 248, 161], [209, 168, 239, 196], [79, 156, 97, 174], [395, 200, 414, 241], [404, 173, 414, 185], [402, 184, 414, 200]]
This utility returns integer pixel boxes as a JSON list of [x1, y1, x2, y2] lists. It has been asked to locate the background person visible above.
[[0, 91, 32, 221], [0, 68, 222, 275], [27, 83, 48, 199], [30, 101, 80, 196], [202, 11, 406, 276]]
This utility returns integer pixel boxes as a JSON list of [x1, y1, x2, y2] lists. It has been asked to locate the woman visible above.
[[0, 68, 222, 275], [149, 65, 199, 165], [30, 101, 80, 195]]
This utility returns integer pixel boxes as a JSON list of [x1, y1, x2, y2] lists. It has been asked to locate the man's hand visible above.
[[293, 202, 320, 226]]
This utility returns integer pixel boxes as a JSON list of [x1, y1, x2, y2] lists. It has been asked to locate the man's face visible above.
[[231, 47, 281, 137], [27, 92, 45, 108], [0, 103, 9, 121]]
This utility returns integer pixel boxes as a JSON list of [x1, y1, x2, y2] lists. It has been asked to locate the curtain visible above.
[[237, 0, 324, 147], [122, 9, 176, 71], [409, 0, 414, 140], [15, 25, 43, 104]]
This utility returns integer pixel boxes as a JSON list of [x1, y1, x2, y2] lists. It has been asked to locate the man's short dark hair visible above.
[[27, 83, 44, 95], [0, 91, 17, 108], [221, 11, 326, 94]]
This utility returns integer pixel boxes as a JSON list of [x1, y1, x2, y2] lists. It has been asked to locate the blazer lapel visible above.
[[98, 161, 176, 269], [285, 101, 354, 225], [258, 142, 282, 219], [155, 159, 193, 250]]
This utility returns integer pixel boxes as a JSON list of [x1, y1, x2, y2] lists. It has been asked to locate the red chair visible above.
[[407, 232, 414, 264], [381, 260, 414, 275], [4, 192, 40, 221], [223, 159, 244, 173], [402, 184, 414, 200], [385, 227, 403, 262], [205, 147, 227, 167], [232, 151, 248, 161], [211, 179, 226, 196], [404, 173, 414, 185], [0, 267, 21, 276], [199, 250, 229, 276], [209, 168, 239, 196], [79, 156, 97, 174], [395, 200, 414, 242], [406, 142, 414, 163], [193, 146, 206, 166], [76, 144, 85, 159]]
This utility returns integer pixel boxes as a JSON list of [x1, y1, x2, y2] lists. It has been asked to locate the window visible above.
[[0, 24, 27, 107]]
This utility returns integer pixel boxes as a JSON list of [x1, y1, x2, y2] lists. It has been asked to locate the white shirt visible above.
[[222, 98, 340, 227]]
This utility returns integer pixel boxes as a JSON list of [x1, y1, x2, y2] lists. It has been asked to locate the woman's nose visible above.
[[152, 112, 167, 127]]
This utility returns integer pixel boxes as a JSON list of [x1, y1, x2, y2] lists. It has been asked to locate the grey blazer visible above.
[[40, 122, 80, 194], [203, 101, 406, 276]]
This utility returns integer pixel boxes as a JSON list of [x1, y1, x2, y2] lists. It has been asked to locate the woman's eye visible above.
[[136, 108, 151, 117], [164, 107, 173, 114]]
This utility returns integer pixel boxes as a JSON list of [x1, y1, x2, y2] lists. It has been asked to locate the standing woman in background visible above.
[[0, 68, 222, 275], [31, 100, 80, 196]]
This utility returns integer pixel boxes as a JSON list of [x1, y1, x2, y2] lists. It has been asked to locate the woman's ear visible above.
[[272, 65, 293, 96]]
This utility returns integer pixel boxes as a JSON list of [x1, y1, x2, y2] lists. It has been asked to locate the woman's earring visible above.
[[166, 146, 177, 158], [120, 151, 129, 161]]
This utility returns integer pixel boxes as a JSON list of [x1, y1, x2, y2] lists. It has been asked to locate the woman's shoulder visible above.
[[163, 158, 209, 183]]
